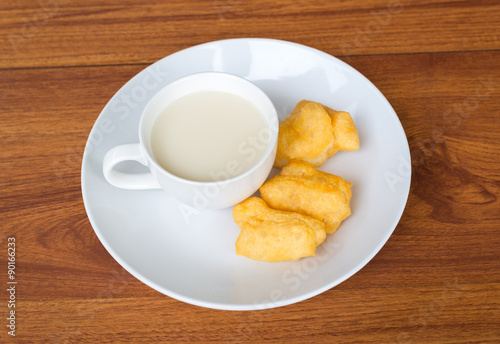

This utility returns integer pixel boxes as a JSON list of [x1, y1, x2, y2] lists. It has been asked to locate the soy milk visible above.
[[151, 91, 270, 182]]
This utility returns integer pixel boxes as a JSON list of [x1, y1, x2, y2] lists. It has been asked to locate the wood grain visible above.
[[15, 283, 500, 343], [1, 0, 499, 342], [0, 0, 499, 68], [1, 51, 498, 302]]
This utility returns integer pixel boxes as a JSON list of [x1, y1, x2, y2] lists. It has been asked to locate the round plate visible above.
[[81, 38, 411, 310]]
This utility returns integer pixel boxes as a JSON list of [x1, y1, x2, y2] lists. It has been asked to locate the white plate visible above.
[[81, 38, 411, 310]]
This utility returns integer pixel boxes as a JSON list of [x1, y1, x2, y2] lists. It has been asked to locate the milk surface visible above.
[[151, 91, 268, 182]]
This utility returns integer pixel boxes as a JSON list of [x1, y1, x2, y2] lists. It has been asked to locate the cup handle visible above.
[[103, 143, 161, 190]]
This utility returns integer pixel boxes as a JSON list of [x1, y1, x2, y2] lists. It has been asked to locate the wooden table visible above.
[[1, 0, 499, 342]]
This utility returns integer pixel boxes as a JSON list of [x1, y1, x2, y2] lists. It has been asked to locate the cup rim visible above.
[[138, 71, 279, 186]]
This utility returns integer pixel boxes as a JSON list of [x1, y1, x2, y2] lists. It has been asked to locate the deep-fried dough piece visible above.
[[274, 100, 359, 168], [324, 105, 360, 155], [274, 100, 334, 168], [233, 197, 326, 262], [260, 160, 352, 234]]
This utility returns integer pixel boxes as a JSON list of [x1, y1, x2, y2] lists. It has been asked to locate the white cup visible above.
[[103, 72, 278, 209]]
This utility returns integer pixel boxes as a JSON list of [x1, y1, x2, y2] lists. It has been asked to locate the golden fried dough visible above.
[[274, 100, 334, 168], [274, 100, 359, 168], [324, 105, 360, 153], [260, 160, 352, 234], [233, 197, 326, 262]]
